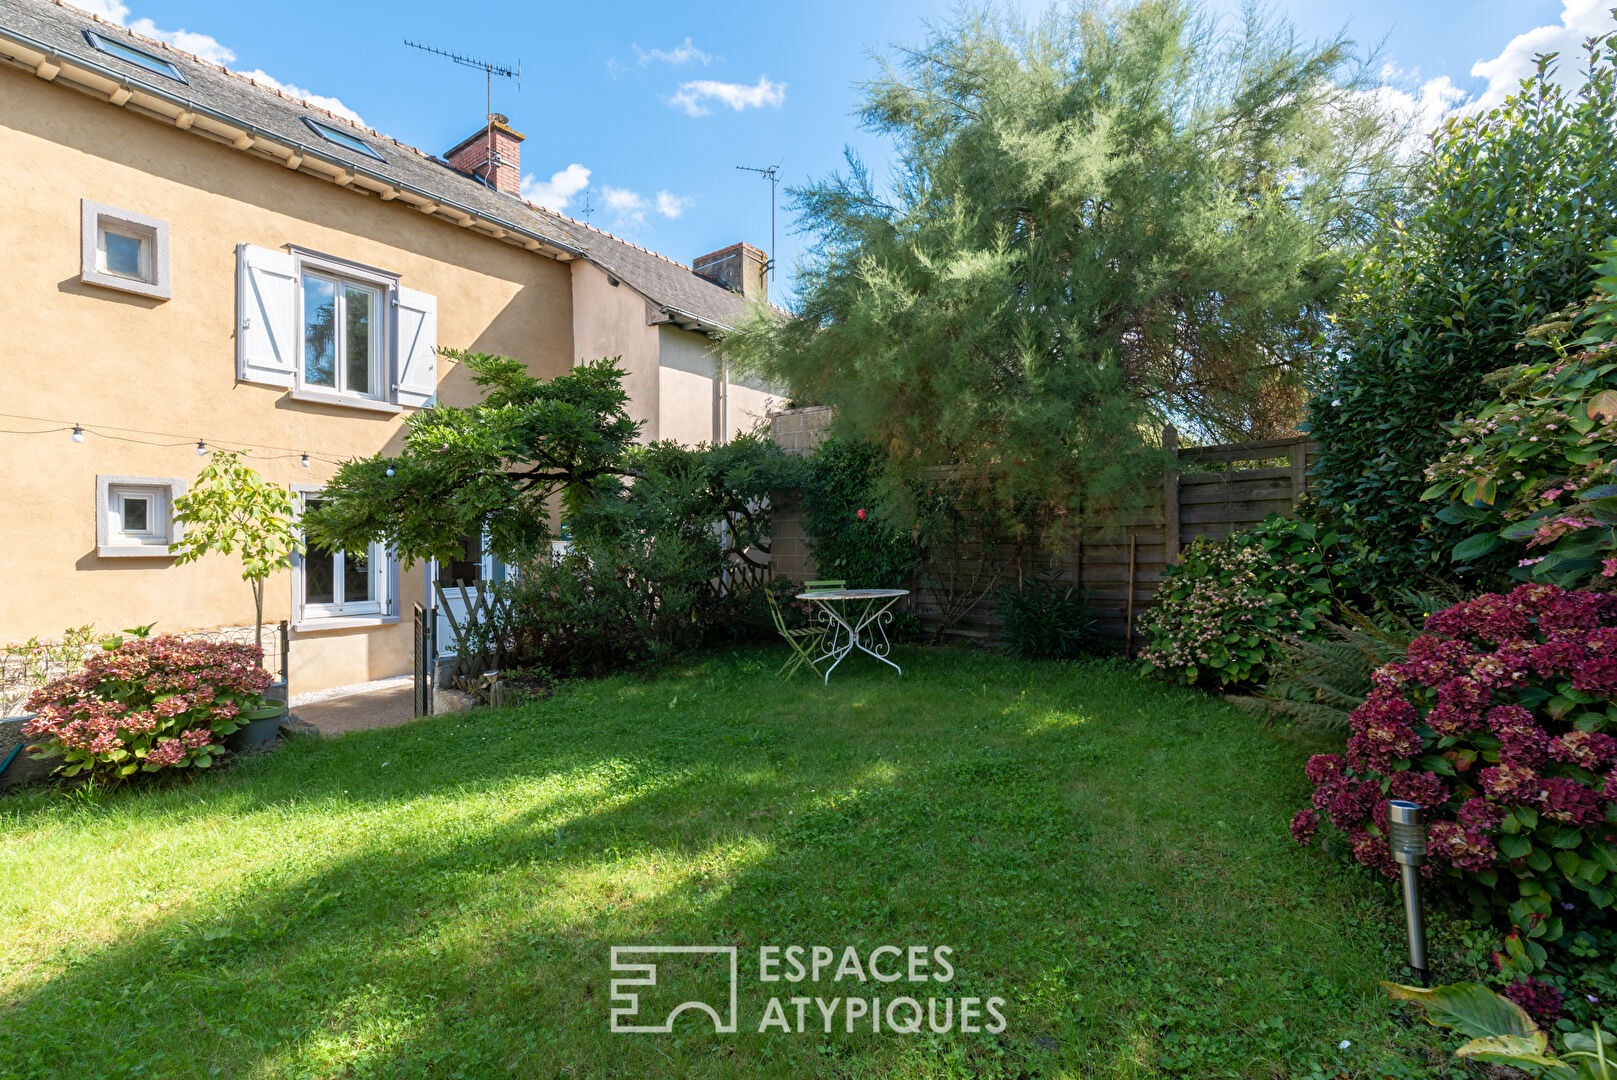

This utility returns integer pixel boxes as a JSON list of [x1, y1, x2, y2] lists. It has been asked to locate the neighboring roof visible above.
[[0, 0, 777, 334], [539, 213, 765, 332]]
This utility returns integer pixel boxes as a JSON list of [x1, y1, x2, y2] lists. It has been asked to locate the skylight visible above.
[[82, 30, 187, 84], [301, 117, 385, 161]]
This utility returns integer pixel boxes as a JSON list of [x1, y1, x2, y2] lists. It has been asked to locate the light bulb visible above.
[[385, 466, 396, 477], [196, 439, 207, 455], [300, 453, 310, 468], [71, 424, 84, 443]]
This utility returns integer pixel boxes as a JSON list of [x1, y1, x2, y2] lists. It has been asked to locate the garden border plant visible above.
[[1424, 238, 1617, 591], [1138, 514, 1347, 687], [1294, 584, 1617, 1029], [23, 634, 274, 782]]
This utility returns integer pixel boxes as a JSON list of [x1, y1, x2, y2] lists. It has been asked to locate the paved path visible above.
[[292, 683, 415, 738]]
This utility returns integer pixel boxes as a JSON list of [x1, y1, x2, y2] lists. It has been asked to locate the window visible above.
[[236, 244, 436, 408], [100, 226, 148, 280], [95, 475, 184, 557], [295, 494, 394, 625], [80, 201, 170, 300], [83, 30, 188, 83], [301, 117, 385, 161], [301, 271, 382, 398]]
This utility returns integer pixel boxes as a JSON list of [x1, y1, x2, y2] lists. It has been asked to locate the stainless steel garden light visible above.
[[1387, 800, 1428, 986]]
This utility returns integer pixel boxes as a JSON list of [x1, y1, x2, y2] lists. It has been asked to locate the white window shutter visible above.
[[235, 244, 297, 388], [394, 286, 438, 407]]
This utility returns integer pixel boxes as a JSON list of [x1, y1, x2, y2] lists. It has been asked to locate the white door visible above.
[[431, 533, 497, 658]]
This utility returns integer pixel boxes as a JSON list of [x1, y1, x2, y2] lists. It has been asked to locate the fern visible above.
[[1229, 592, 1450, 731]]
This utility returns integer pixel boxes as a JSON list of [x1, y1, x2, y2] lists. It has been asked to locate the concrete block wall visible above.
[[769, 405, 834, 456]]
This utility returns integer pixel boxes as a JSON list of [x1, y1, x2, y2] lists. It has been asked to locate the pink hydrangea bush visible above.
[[1295, 585, 1617, 942], [23, 635, 272, 781]]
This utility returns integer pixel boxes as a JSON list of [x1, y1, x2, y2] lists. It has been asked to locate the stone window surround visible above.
[[80, 199, 171, 300], [95, 474, 185, 558]]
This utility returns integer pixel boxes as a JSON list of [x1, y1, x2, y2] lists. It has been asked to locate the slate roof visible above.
[[0, 0, 763, 332], [538, 214, 759, 330]]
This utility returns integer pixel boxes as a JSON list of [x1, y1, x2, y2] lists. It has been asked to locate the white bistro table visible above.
[[796, 588, 909, 684]]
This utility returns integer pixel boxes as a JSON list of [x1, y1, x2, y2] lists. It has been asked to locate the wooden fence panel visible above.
[[765, 416, 1318, 644]]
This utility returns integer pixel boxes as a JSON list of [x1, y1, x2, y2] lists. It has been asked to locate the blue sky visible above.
[[73, 0, 1597, 305]]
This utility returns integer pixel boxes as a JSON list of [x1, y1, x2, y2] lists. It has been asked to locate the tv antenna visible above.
[[405, 38, 521, 188], [736, 163, 780, 275]]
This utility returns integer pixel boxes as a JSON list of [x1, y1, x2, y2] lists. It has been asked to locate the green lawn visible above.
[[0, 646, 1447, 1078]]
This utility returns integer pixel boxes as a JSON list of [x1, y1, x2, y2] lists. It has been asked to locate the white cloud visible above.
[[72, 0, 130, 21], [1364, 64, 1469, 153], [656, 190, 693, 219], [522, 163, 592, 212], [667, 76, 786, 117], [127, 17, 234, 65], [1359, 2, 1611, 156], [74, 2, 364, 125], [601, 185, 650, 227], [1468, 0, 1611, 111], [238, 69, 364, 126], [635, 38, 712, 67]]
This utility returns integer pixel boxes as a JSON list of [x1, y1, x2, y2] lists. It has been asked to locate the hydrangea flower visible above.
[[1296, 586, 1617, 923]]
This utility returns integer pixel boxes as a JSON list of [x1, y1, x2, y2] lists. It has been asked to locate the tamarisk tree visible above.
[[720, 0, 1402, 519]]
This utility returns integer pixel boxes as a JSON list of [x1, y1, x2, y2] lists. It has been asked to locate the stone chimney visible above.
[[444, 114, 524, 196], [693, 242, 769, 304]]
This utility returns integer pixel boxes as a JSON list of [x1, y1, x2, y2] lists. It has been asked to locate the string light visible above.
[[386, 466, 395, 476], [0, 411, 350, 467]]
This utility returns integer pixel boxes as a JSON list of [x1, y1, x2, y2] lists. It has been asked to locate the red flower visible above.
[[856, 508, 868, 521]]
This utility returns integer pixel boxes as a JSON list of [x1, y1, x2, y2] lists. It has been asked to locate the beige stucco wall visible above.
[[657, 326, 721, 447], [0, 68, 572, 694], [656, 325, 787, 446], [570, 260, 662, 441]]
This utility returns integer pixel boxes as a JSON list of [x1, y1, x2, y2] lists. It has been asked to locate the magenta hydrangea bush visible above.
[[1294, 585, 1617, 941], [24, 635, 272, 781]]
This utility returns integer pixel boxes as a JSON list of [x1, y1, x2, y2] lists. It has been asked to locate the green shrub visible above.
[[1138, 515, 1344, 686], [799, 438, 920, 590], [1307, 28, 1617, 599], [1424, 240, 1617, 590], [471, 436, 794, 678], [993, 568, 1094, 660]]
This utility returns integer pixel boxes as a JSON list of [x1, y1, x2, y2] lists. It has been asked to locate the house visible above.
[[0, 0, 784, 698]]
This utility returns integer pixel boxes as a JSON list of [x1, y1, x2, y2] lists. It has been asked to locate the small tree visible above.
[[170, 450, 302, 659]]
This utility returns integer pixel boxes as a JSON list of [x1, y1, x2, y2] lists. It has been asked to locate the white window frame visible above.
[[289, 248, 398, 412], [80, 200, 170, 300], [292, 487, 398, 630], [95, 475, 184, 558]]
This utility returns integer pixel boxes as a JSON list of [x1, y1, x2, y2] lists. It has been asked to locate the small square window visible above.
[[81, 201, 170, 300], [119, 493, 151, 535], [96, 475, 184, 558], [99, 227, 149, 280]]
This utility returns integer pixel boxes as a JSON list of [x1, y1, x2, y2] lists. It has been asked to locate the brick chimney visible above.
[[444, 114, 524, 196], [693, 242, 768, 304]]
